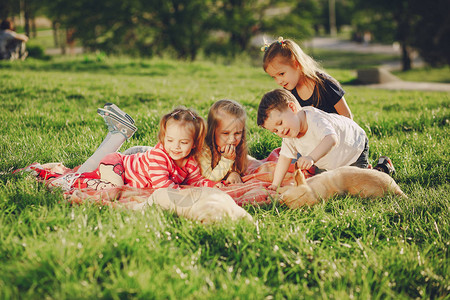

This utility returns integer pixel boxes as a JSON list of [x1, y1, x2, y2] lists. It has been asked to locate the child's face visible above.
[[263, 103, 302, 139], [163, 120, 195, 164], [265, 56, 302, 90], [214, 114, 244, 150]]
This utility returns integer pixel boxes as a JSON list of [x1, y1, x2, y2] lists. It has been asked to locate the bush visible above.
[[26, 44, 51, 60]]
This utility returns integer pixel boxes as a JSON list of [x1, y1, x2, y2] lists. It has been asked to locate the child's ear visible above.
[[288, 101, 298, 113]]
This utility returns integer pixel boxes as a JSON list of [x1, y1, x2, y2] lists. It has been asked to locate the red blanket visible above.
[[15, 148, 296, 208]]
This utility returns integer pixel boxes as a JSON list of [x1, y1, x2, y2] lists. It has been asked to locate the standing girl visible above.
[[262, 37, 353, 119], [199, 99, 251, 184]]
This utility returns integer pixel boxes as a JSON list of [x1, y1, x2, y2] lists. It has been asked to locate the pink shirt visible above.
[[122, 142, 216, 189]]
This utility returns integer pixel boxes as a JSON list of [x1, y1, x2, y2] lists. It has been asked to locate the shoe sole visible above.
[[104, 103, 135, 124], [97, 108, 137, 139], [97, 108, 136, 128]]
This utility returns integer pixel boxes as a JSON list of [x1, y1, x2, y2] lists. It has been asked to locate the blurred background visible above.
[[1, 0, 449, 71]]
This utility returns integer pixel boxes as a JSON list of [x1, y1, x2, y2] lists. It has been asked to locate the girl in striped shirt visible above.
[[79, 107, 219, 189]]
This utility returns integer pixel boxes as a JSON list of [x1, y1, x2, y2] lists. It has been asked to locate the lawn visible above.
[[0, 56, 449, 299]]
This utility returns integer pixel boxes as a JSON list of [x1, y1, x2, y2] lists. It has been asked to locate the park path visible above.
[[310, 37, 450, 92]]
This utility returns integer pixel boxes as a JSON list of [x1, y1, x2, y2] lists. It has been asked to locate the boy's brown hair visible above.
[[0, 19, 14, 31], [257, 89, 296, 127]]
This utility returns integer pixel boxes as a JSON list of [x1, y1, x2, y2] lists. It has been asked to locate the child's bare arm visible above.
[[334, 97, 353, 119], [268, 155, 292, 190], [225, 171, 242, 184], [297, 134, 338, 170]]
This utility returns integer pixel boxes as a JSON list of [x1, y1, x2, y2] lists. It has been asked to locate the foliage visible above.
[[38, 0, 214, 59], [262, 0, 319, 41], [12, 0, 321, 60], [351, 0, 450, 70], [0, 0, 20, 20], [0, 57, 449, 298], [26, 44, 51, 60], [409, 0, 450, 66], [152, 0, 213, 60], [205, 0, 271, 57]]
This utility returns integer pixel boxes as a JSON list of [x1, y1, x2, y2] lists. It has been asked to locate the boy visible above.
[[258, 89, 378, 190]]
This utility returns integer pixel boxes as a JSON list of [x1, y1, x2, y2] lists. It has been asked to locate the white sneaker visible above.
[[97, 108, 137, 140], [48, 173, 81, 191], [103, 103, 135, 124]]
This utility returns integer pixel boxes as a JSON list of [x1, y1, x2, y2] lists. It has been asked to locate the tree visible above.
[[410, 0, 450, 66], [151, 0, 213, 60], [352, 0, 450, 70], [40, 0, 212, 59], [206, 0, 272, 56], [0, 0, 19, 21], [262, 0, 321, 41]]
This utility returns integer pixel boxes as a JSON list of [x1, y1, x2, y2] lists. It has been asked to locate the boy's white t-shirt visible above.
[[279, 106, 367, 170]]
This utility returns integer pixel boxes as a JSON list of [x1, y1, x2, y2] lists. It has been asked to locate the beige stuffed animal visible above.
[[280, 166, 406, 209]]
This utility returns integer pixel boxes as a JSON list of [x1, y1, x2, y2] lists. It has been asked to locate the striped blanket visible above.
[[15, 148, 295, 209]]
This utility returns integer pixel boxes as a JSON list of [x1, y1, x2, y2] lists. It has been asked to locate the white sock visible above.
[[77, 132, 126, 173]]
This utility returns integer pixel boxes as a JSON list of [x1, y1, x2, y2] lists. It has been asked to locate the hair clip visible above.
[[260, 44, 269, 52], [171, 109, 196, 120], [277, 36, 284, 45], [188, 111, 196, 120], [171, 110, 181, 117]]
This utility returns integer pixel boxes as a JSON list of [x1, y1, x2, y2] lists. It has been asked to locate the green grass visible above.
[[25, 29, 450, 84], [393, 66, 450, 84], [1, 56, 449, 299], [310, 49, 401, 70]]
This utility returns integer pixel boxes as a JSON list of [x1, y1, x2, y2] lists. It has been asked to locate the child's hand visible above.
[[225, 171, 242, 184], [267, 184, 278, 191], [218, 144, 236, 160], [296, 156, 314, 170]]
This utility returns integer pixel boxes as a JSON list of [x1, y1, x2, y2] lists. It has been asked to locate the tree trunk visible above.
[[329, 0, 337, 36], [31, 16, 37, 38], [394, 7, 413, 71], [401, 43, 412, 71], [23, 1, 30, 37], [52, 21, 60, 47]]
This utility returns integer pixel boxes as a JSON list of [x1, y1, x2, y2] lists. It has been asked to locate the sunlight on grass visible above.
[[0, 57, 449, 299], [393, 66, 450, 83]]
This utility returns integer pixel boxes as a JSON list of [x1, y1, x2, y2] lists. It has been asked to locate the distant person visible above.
[[0, 19, 28, 60], [363, 31, 372, 46]]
